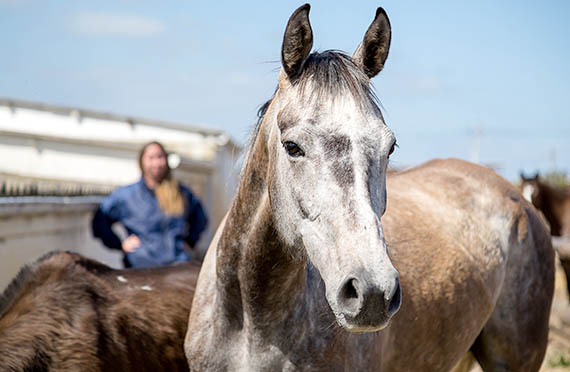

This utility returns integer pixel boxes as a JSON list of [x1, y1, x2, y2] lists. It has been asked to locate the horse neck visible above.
[[215, 115, 309, 333], [539, 183, 569, 236]]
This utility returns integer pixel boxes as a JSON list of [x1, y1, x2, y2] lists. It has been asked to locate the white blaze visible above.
[[522, 184, 535, 202]]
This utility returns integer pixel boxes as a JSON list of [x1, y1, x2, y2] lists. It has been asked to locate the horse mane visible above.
[[239, 89, 277, 177], [241, 50, 382, 177]]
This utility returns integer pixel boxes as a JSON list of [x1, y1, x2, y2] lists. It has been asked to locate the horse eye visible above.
[[388, 141, 397, 156], [283, 141, 305, 157]]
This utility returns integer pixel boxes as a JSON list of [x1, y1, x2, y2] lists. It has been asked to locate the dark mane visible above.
[[0, 251, 60, 319], [297, 51, 379, 108]]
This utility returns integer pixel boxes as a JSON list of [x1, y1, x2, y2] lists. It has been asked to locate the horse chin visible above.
[[335, 312, 392, 334]]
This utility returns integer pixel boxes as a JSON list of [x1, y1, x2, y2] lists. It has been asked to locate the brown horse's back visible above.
[[0, 251, 199, 372], [381, 158, 554, 371]]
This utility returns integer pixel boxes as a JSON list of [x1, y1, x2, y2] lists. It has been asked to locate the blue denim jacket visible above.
[[92, 178, 208, 268]]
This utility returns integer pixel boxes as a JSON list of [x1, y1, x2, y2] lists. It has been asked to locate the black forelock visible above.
[[296, 51, 378, 106]]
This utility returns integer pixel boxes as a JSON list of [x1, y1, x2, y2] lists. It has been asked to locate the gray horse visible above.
[[185, 4, 554, 371]]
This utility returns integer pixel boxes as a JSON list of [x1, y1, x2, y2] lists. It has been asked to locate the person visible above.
[[92, 141, 208, 268]]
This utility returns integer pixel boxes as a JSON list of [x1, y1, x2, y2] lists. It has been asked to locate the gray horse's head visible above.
[[263, 4, 400, 332]]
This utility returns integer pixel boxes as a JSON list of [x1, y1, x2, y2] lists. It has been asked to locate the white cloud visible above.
[[71, 12, 165, 37]]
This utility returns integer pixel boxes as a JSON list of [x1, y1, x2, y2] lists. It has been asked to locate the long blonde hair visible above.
[[138, 141, 185, 216]]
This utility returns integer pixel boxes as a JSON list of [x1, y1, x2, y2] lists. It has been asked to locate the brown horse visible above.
[[185, 4, 554, 371], [0, 251, 198, 371], [520, 172, 570, 300], [520, 173, 570, 237]]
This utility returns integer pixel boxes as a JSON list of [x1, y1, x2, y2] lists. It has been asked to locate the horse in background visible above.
[[521, 172, 570, 301], [185, 4, 554, 371], [0, 251, 198, 371]]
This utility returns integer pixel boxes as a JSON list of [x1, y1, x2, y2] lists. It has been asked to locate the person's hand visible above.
[[121, 235, 141, 253]]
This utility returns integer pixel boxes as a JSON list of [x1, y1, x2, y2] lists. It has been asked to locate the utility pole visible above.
[[549, 147, 557, 171]]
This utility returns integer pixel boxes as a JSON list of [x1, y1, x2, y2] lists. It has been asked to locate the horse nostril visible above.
[[339, 277, 361, 313], [388, 278, 401, 316], [343, 278, 359, 299]]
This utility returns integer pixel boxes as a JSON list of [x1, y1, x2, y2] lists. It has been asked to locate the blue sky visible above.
[[1, 0, 569, 181]]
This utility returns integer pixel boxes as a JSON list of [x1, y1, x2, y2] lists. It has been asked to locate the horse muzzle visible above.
[[334, 271, 401, 332]]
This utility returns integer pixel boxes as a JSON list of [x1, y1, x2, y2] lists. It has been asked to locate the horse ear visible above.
[[352, 7, 391, 78], [281, 4, 313, 81]]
